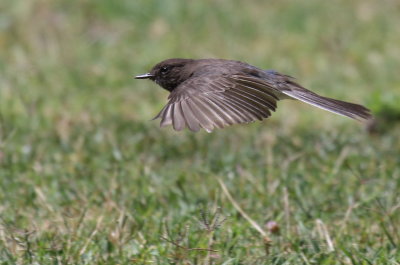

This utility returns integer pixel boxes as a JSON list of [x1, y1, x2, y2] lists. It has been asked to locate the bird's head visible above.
[[135, 58, 194, 91]]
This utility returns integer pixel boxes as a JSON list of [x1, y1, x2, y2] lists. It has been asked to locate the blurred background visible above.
[[0, 0, 399, 263]]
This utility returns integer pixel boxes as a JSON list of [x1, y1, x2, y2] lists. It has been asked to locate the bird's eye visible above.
[[160, 66, 169, 74]]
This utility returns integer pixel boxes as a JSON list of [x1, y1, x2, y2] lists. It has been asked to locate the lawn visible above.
[[0, 0, 399, 264]]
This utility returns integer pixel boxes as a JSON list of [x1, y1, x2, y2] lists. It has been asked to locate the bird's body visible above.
[[135, 58, 372, 132]]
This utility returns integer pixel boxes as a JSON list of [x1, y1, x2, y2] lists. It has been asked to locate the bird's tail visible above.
[[282, 82, 372, 121]]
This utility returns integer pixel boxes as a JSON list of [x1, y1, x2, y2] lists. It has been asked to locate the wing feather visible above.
[[223, 90, 268, 120], [206, 96, 249, 124], [180, 101, 201, 132], [227, 89, 272, 117], [198, 95, 236, 126], [191, 97, 225, 129], [232, 76, 280, 100], [172, 103, 186, 131], [184, 99, 215, 132], [160, 104, 173, 127]]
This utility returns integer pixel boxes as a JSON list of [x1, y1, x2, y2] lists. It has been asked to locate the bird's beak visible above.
[[134, 73, 154, 79]]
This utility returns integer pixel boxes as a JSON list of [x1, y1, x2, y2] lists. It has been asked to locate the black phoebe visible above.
[[135, 58, 372, 132]]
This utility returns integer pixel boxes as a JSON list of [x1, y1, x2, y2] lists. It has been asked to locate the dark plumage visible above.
[[135, 58, 372, 132]]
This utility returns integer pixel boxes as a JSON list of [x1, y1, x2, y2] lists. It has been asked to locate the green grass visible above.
[[1, 0, 400, 264]]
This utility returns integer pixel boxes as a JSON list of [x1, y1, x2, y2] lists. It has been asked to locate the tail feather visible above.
[[282, 85, 372, 121]]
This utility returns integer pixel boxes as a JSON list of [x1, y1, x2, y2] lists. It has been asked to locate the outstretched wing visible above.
[[153, 74, 281, 132]]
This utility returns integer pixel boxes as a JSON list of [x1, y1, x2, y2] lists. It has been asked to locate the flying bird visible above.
[[135, 58, 372, 132]]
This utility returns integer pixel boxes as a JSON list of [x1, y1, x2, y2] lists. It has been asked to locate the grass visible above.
[[0, 0, 399, 264]]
